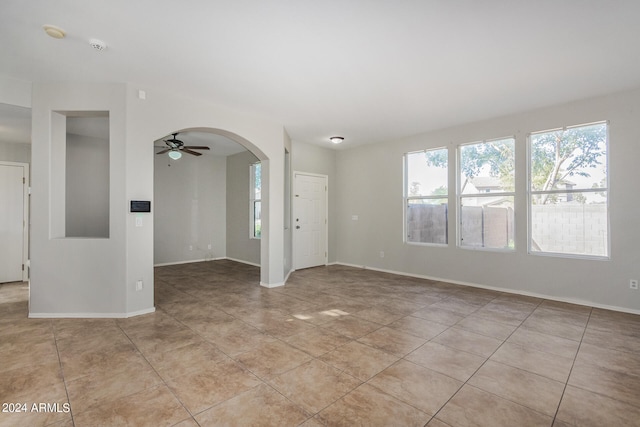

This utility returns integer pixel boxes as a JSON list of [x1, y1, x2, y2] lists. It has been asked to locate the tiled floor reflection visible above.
[[1, 260, 640, 426]]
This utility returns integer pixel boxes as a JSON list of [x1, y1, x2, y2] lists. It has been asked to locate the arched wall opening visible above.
[[152, 127, 269, 280]]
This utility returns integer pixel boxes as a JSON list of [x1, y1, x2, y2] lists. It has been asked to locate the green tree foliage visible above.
[[422, 124, 606, 204]]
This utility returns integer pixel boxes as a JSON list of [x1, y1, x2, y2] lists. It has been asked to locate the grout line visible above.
[[51, 320, 76, 427]]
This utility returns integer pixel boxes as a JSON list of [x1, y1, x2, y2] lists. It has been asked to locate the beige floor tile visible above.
[[432, 327, 503, 357], [575, 342, 640, 377], [455, 315, 518, 340], [145, 340, 229, 380], [66, 357, 162, 413], [429, 298, 484, 316], [437, 385, 553, 427], [405, 342, 486, 382], [3, 261, 640, 427], [317, 383, 431, 427], [320, 340, 399, 381], [321, 315, 382, 339], [556, 385, 640, 427], [199, 318, 277, 356], [490, 342, 574, 382], [73, 385, 189, 427], [284, 327, 352, 357], [369, 360, 462, 416], [195, 383, 310, 427], [0, 361, 65, 401], [269, 359, 362, 413], [166, 358, 261, 414], [468, 360, 565, 416], [507, 327, 580, 359], [59, 342, 145, 382], [357, 326, 426, 356], [568, 360, 640, 407], [582, 327, 640, 354], [521, 312, 587, 341], [387, 315, 450, 339], [411, 306, 465, 326], [353, 306, 405, 324], [0, 409, 72, 427], [235, 339, 313, 380]]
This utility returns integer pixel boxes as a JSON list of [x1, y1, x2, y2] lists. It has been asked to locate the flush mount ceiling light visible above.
[[168, 150, 182, 160], [330, 136, 344, 144], [89, 38, 107, 51], [43, 24, 66, 39]]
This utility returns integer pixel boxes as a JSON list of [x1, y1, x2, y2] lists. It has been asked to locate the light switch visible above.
[[135, 216, 143, 227]]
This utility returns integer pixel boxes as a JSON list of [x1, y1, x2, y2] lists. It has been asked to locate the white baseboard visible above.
[[334, 262, 640, 316], [29, 306, 156, 319], [154, 258, 225, 267], [224, 257, 261, 268], [260, 281, 285, 289]]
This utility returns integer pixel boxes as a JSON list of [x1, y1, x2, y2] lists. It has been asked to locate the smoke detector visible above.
[[89, 38, 107, 51], [43, 24, 66, 39]]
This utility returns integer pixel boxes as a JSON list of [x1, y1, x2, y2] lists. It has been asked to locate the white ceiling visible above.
[[2, 1, 640, 149]]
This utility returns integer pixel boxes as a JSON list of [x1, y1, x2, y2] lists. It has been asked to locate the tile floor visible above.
[[1, 260, 640, 426]]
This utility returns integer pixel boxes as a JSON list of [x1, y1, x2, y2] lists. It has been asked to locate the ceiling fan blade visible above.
[[183, 146, 210, 150], [182, 148, 203, 156], [156, 149, 171, 154]]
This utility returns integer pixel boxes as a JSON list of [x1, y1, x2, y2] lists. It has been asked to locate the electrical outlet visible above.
[[189, 245, 193, 251], [136, 280, 143, 291], [630, 279, 638, 290], [379, 251, 385, 258], [208, 244, 212, 250]]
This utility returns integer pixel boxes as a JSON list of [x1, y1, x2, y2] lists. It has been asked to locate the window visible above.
[[529, 122, 608, 257], [404, 148, 448, 244], [459, 137, 515, 250], [250, 162, 261, 239]]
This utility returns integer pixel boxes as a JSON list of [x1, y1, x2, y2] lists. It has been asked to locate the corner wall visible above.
[[226, 150, 260, 265], [335, 88, 640, 313]]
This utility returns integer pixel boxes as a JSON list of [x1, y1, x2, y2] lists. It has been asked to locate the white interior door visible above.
[[0, 163, 27, 283], [293, 172, 327, 270]]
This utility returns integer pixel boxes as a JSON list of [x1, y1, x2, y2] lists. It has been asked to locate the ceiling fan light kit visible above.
[[168, 150, 182, 160], [156, 132, 210, 159]]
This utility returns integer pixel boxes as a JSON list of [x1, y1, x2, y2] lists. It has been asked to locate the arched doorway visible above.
[[152, 127, 269, 284]]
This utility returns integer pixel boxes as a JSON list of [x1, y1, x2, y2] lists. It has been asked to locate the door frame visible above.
[[0, 161, 29, 282], [292, 171, 328, 270]]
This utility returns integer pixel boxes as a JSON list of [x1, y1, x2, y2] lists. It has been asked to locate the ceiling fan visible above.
[[156, 133, 210, 159]]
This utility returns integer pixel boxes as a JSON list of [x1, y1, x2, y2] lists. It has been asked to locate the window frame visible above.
[[250, 161, 261, 239], [527, 121, 610, 259], [403, 148, 449, 246], [457, 136, 516, 252]]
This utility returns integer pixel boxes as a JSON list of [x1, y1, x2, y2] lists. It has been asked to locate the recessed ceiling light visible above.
[[330, 136, 344, 144], [43, 24, 66, 39], [89, 38, 107, 51]]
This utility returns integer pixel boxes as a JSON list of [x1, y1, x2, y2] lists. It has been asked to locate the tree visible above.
[[531, 124, 606, 204], [422, 124, 606, 204]]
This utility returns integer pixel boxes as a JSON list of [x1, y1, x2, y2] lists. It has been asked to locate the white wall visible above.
[[65, 133, 110, 238], [226, 150, 260, 265], [29, 81, 287, 317], [292, 141, 338, 263], [0, 142, 30, 163], [335, 88, 640, 313], [154, 151, 227, 265], [30, 83, 128, 316]]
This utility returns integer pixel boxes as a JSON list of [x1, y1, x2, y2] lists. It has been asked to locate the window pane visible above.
[[253, 201, 261, 238], [254, 162, 262, 199], [406, 199, 447, 244], [530, 123, 607, 192], [531, 192, 608, 257], [460, 138, 515, 194], [460, 196, 514, 249], [406, 149, 448, 197]]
